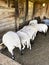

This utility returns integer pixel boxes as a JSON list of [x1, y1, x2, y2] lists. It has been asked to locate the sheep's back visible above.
[[2, 31, 20, 47]]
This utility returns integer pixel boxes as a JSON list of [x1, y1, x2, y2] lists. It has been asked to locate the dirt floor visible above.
[[1, 30, 49, 65]]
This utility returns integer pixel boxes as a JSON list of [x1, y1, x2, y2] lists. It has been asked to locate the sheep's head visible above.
[[29, 20, 38, 25]]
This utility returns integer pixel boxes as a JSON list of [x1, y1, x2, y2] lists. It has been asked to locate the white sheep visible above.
[[20, 25, 38, 41], [37, 24, 48, 33], [17, 31, 31, 50], [30, 24, 48, 34], [29, 20, 38, 25], [1, 31, 21, 60]]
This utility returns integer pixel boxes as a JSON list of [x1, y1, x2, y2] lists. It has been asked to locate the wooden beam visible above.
[[14, 0, 19, 31], [14, 0, 19, 17], [32, 2, 35, 17], [0, 53, 21, 65], [25, 0, 28, 20], [46, 3, 48, 13], [7, 0, 10, 7]]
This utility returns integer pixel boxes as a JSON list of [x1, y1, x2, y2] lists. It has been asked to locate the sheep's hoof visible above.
[[12, 55, 15, 60]]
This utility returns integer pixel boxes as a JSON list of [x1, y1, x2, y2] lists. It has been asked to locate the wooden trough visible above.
[[0, 53, 21, 65]]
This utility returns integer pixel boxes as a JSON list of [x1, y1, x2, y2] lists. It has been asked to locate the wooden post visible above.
[[25, 0, 28, 20], [46, 3, 48, 13], [32, 2, 35, 17], [14, 0, 19, 31], [14, 0, 19, 17], [7, 0, 10, 7]]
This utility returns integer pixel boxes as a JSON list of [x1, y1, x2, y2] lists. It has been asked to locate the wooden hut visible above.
[[0, 0, 49, 32]]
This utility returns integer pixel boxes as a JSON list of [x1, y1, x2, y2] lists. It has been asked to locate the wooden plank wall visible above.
[[0, 17, 15, 32], [0, 8, 15, 32], [0, 53, 21, 65], [34, 3, 49, 18]]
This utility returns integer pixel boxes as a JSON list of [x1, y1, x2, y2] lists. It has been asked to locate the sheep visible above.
[[17, 31, 31, 50], [29, 20, 38, 25], [30, 23, 48, 34], [37, 24, 48, 34], [20, 25, 38, 41], [0, 31, 21, 60]]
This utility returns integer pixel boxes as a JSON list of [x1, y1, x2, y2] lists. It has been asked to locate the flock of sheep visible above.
[[0, 19, 48, 60]]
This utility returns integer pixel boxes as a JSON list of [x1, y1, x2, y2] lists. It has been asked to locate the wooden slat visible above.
[[0, 53, 21, 65], [0, 8, 15, 32]]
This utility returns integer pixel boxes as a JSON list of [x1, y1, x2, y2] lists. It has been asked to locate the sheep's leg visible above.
[[21, 49, 24, 55], [43, 30, 47, 36], [20, 44, 24, 55], [21, 43, 26, 55], [21, 44, 25, 55], [22, 44, 25, 50], [27, 41, 31, 50], [29, 44, 31, 50], [44, 31, 47, 36], [8, 48, 15, 60]]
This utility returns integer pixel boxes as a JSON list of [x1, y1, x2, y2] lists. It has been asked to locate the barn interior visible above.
[[0, 0, 49, 65]]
